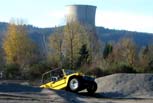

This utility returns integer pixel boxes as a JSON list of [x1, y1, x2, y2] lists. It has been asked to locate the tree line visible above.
[[0, 21, 153, 80]]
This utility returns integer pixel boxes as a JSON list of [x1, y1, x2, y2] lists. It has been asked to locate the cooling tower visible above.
[[66, 5, 96, 27]]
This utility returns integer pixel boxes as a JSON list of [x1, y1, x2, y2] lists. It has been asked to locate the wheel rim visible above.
[[69, 78, 79, 90]]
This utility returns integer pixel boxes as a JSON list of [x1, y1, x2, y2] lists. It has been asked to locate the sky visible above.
[[0, 0, 153, 33]]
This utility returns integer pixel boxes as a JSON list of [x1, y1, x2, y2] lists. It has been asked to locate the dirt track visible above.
[[0, 73, 153, 103], [0, 92, 153, 103]]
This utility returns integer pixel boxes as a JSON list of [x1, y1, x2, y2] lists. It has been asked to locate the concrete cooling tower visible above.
[[66, 5, 96, 27]]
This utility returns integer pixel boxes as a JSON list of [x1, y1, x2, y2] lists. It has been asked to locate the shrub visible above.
[[4, 64, 21, 79], [78, 64, 108, 77], [85, 67, 108, 77], [25, 62, 50, 80], [107, 63, 136, 74]]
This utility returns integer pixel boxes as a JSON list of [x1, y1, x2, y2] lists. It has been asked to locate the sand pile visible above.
[[96, 73, 153, 98]]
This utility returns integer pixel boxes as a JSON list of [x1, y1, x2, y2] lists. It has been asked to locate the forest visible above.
[[0, 21, 153, 80]]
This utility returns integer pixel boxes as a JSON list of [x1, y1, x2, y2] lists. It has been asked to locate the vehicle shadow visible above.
[[53, 90, 87, 103]]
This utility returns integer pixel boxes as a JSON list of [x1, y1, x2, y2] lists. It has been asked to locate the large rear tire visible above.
[[67, 77, 80, 92], [87, 81, 97, 94]]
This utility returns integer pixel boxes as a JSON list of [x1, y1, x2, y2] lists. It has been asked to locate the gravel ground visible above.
[[96, 73, 153, 98], [0, 92, 153, 103], [0, 73, 153, 103]]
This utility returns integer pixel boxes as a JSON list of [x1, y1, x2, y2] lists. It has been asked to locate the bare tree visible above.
[[48, 27, 64, 67], [109, 37, 136, 66], [139, 45, 153, 72]]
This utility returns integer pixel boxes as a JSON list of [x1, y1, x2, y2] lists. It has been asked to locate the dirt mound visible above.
[[96, 73, 153, 98]]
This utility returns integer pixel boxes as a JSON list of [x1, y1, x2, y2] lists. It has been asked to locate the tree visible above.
[[48, 22, 101, 70], [101, 37, 137, 74], [111, 37, 136, 66], [103, 43, 113, 59], [48, 27, 64, 67], [0, 46, 4, 72], [139, 45, 153, 72], [63, 22, 89, 69], [77, 44, 90, 67], [3, 22, 37, 68], [87, 26, 103, 62]]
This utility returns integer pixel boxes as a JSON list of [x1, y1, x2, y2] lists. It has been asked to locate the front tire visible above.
[[67, 78, 80, 92], [87, 81, 97, 94]]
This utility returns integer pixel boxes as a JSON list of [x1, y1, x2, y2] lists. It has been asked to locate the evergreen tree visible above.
[[77, 44, 89, 67], [103, 43, 113, 59]]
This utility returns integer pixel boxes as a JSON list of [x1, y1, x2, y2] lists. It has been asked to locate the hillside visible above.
[[96, 27, 153, 47], [0, 22, 153, 49]]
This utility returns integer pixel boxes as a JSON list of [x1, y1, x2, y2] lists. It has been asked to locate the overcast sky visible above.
[[0, 0, 153, 33]]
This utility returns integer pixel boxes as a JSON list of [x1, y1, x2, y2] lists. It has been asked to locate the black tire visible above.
[[87, 81, 97, 94], [67, 77, 80, 92]]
